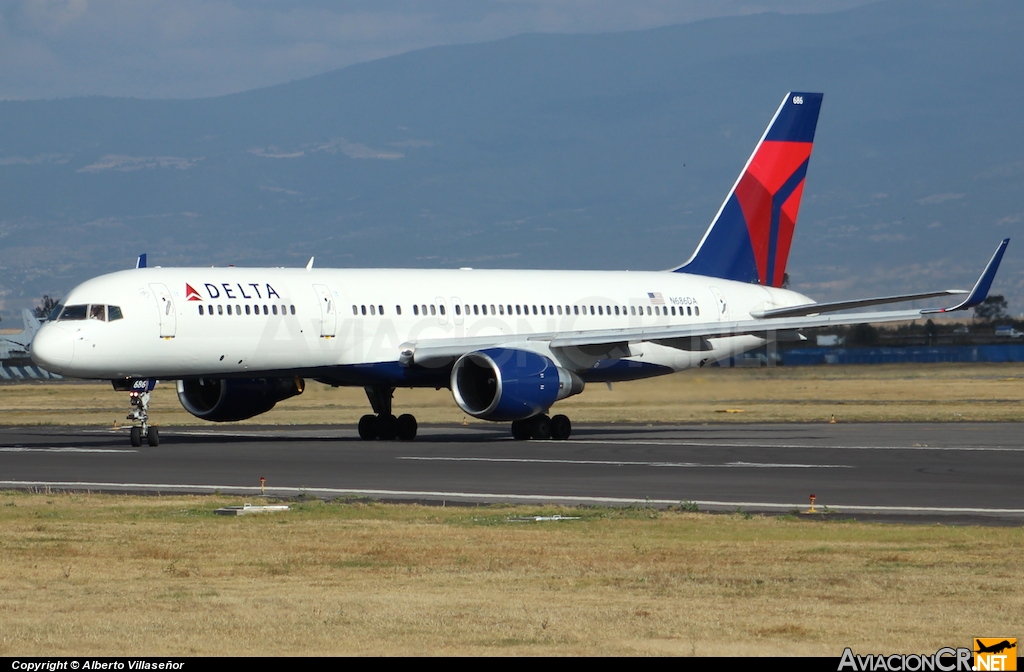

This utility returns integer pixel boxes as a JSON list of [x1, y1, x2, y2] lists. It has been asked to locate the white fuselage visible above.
[[31, 266, 812, 385]]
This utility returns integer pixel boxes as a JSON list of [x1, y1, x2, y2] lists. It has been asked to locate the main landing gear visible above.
[[511, 414, 572, 440], [126, 387, 159, 447], [358, 385, 418, 441]]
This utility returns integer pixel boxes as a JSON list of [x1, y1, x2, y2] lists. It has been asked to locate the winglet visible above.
[[136, 253, 147, 269], [924, 239, 1009, 313], [306, 256, 314, 270]]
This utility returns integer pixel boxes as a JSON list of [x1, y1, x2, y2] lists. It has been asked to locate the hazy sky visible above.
[[0, 0, 874, 100]]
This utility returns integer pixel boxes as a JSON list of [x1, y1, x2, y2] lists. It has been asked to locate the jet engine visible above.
[[176, 377, 305, 422], [450, 348, 583, 421]]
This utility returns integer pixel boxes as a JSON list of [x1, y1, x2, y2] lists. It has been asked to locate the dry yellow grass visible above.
[[2, 362, 1023, 426], [0, 492, 1020, 656]]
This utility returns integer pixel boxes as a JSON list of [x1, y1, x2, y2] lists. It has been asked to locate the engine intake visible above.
[[450, 348, 583, 421], [176, 377, 304, 422]]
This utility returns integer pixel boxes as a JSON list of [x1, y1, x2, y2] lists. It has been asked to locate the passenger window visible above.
[[218, 305, 224, 315], [413, 305, 419, 316], [378, 305, 383, 315], [395, 306, 401, 316], [198, 305, 205, 316], [430, 305, 436, 316], [455, 305, 462, 316], [246, 305, 251, 315], [489, 305, 494, 315], [473, 305, 479, 315], [369, 305, 375, 316], [440, 305, 446, 316], [227, 305, 232, 315], [515, 305, 521, 315], [498, 305, 504, 315]]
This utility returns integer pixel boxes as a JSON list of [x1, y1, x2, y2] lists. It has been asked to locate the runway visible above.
[[1, 423, 1022, 523]]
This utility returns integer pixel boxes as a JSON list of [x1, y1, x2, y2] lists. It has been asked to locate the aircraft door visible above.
[[313, 284, 337, 338], [149, 283, 176, 338], [709, 286, 729, 321]]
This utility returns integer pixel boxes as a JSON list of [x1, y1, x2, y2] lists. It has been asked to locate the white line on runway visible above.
[[397, 456, 852, 468], [1, 480, 1022, 517], [560, 439, 1024, 452], [0, 447, 136, 453]]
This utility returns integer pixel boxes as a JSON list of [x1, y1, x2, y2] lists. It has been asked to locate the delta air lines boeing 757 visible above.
[[30, 93, 1009, 446]]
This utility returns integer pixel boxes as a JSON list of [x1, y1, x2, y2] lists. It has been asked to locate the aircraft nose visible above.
[[30, 324, 74, 373]]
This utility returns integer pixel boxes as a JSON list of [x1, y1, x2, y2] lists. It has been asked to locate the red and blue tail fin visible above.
[[674, 92, 823, 287]]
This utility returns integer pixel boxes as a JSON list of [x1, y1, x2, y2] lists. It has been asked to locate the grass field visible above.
[[1, 492, 1021, 656], [2, 362, 1024, 426]]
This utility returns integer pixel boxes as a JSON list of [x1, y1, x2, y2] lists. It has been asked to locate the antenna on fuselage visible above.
[[136, 253, 147, 269]]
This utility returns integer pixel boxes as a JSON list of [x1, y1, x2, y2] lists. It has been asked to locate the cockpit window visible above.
[[56, 304, 123, 322], [47, 304, 64, 321], [57, 305, 88, 321]]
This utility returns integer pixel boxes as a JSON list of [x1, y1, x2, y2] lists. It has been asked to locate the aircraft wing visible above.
[[404, 239, 1009, 366]]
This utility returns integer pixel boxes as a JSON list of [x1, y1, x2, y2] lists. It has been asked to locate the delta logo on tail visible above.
[[185, 284, 203, 301], [675, 92, 823, 288]]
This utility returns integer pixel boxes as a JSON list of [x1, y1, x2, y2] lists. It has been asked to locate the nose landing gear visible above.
[[118, 379, 160, 447]]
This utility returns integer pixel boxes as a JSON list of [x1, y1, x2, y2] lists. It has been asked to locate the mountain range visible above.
[[0, 0, 1021, 325]]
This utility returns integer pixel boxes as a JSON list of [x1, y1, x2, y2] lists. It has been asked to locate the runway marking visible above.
[[560, 439, 1024, 452], [1, 480, 1022, 517], [0, 447, 137, 454], [397, 456, 852, 469]]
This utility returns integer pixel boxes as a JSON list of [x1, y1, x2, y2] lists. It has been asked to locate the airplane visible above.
[[29, 92, 1009, 447], [0, 309, 42, 361]]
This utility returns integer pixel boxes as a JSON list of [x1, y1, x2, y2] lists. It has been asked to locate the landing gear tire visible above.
[[377, 414, 399, 441], [358, 414, 378, 440], [511, 419, 531, 440], [147, 426, 160, 447], [550, 414, 572, 440], [531, 414, 552, 440], [397, 414, 418, 441], [130, 426, 142, 447]]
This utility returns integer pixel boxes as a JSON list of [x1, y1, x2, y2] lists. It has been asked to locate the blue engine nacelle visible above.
[[450, 348, 584, 421], [176, 377, 304, 422]]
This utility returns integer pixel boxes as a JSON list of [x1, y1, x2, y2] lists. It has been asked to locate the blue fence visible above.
[[782, 345, 1024, 366]]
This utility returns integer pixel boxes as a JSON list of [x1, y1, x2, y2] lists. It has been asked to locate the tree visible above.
[[34, 295, 61, 319], [974, 295, 1009, 323]]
